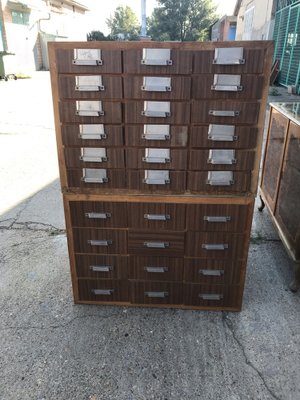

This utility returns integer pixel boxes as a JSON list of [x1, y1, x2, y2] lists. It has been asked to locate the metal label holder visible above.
[[73, 49, 103, 66], [213, 47, 245, 65], [75, 75, 105, 91], [141, 48, 172, 66], [76, 101, 104, 117], [81, 168, 108, 183], [79, 124, 107, 140]]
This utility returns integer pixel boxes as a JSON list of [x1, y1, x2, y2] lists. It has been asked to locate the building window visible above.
[[11, 10, 30, 25], [242, 6, 254, 40]]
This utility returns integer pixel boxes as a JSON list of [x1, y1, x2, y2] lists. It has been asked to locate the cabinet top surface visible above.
[[270, 102, 300, 125]]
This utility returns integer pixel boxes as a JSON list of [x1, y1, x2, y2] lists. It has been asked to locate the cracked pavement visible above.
[[1, 73, 300, 400]]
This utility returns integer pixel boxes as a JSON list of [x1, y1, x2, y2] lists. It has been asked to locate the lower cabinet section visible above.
[[78, 279, 129, 302], [183, 284, 242, 308], [130, 281, 182, 305]]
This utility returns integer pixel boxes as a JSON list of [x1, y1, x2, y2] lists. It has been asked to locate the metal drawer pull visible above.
[[144, 266, 168, 273], [207, 171, 234, 186], [144, 214, 170, 221], [213, 47, 245, 65], [142, 133, 170, 140], [208, 149, 236, 165], [204, 216, 231, 222], [209, 110, 240, 117], [141, 77, 171, 92], [208, 124, 237, 142], [141, 48, 172, 65], [90, 265, 113, 272], [82, 168, 108, 183], [142, 125, 170, 141], [202, 244, 228, 250], [144, 241, 169, 248], [93, 289, 114, 296], [142, 101, 171, 118], [142, 111, 171, 117], [88, 240, 112, 246], [73, 49, 103, 65], [199, 294, 224, 300], [143, 157, 170, 163], [145, 291, 169, 298], [80, 148, 108, 163], [76, 101, 104, 117], [211, 74, 242, 92], [143, 148, 170, 164], [85, 212, 111, 219], [199, 269, 224, 276], [79, 124, 107, 140], [143, 170, 170, 185], [75, 76, 105, 91]]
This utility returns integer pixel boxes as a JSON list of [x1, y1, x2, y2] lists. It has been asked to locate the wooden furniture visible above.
[[259, 102, 300, 292], [49, 41, 273, 311]]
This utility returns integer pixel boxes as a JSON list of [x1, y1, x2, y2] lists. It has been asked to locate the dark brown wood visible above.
[[64, 147, 125, 168], [270, 59, 280, 85], [187, 171, 251, 194], [125, 125, 188, 148], [59, 101, 122, 124], [78, 279, 129, 302], [129, 256, 183, 281], [126, 148, 187, 170], [67, 169, 126, 190], [127, 170, 186, 193], [72, 228, 127, 254], [61, 124, 124, 147], [128, 230, 184, 256], [189, 149, 255, 171], [75, 254, 128, 279], [130, 281, 183, 305]]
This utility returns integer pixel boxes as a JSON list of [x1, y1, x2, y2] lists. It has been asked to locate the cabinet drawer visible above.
[[123, 49, 192, 74], [127, 170, 186, 193], [183, 283, 241, 309], [189, 149, 255, 171], [125, 125, 188, 148], [67, 169, 126, 190], [129, 256, 183, 281], [58, 75, 123, 99], [125, 101, 190, 124], [64, 147, 125, 169], [124, 76, 191, 100], [192, 74, 263, 100], [185, 232, 246, 259], [186, 204, 249, 232], [127, 202, 185, 230], [129, 231, 184, 256], [130, 281, 183, 305], [190, 126, 258, 149], [191, 101, 259, 124], [72, 228, 127, 254], [75, 254, 128, 279], [55, 48, 122, 73], [69, 201, 127, 228], [61, 124, 124, 147], [59, 101, 122, 123], [188, 171, 251, 194], [184, 258, 243, 284], [126, 148, 187, 170], [78, 279, 128, 302]]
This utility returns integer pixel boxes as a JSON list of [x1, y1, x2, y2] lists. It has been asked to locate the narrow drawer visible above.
[[189, 149, 255, 171], [125, 125, 188, 148], [127, 170, 186, 193], [123, 49, 192, 74], [185, 231, 247, 259], [190, 126, 258, 149], [184, 258, 244, 284], [59, 101, 122, 123], [58, 75, 123, 99], [127, 202, 185, 230], [55, 48, 122, 73], [129, 256, 183, 281], [69, 201, 127, 228], [130, 281, 183, 305], [75, 254, 128, 279], [123, 76, 191, 100], [126, 148, 187, 170], [186, 204, 250, 232], [64, 147, 125, 169], [61, 124, 124, 147], [183, 283, 241, 309], [78, 279, 128, 302], [188, 171, 251, 194], [129, 231, 184, 256], [72, 228, 127, 254], [191, 101, 260, 124], [67, 169, 126, 190]]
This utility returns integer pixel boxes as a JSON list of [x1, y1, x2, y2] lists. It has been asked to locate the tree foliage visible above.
[[106, 5, 140, 40], [87, 31, 113, 41], [148, 0, 217, 41]]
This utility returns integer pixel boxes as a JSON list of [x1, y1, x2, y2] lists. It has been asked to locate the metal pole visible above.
[[141, 0, 147, 37]]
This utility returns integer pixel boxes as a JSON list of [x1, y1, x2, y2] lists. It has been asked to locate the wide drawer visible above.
[[61, 124, 124, 147], [188, 171, 251, 194], [127, 202, 185, 230], [72, 228, 127, 254], [69, 201, 127, 228], [127, 170, 186, 193], [66, 169, 126, 190], [64, 147, 125, 169], [125, 125, 188, 148], [75, 254, 128, 279], [189, 149, 255, 171], [186, 204, 250, 232], [185, 231, 247, 259], [126, 148, 187, 170], [78, 279, 128, 302], [130, 281, 183, 305], [129, 256, 183, 281], [59, 101, 122, 123], [128, 231, 184, 256]]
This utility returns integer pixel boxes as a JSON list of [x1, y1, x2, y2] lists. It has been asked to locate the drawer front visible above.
[[184, 258, 243, 284], [186, 204, 250, 232], [59, 101, 122, 123], [127, 203, 185, 230], [130, 281, 183, 305], [189, 149, 255, 171], [188, 171, 251, 194], [56, 48, 122, 73], [190, 126, 258, 149], [126, 148, 187, 170], [191, 101, 260, 124], [129, 256, 183, 281], [69, 201, 127, 228], [72, 228, 127, 254], [125, 101, 190, 124], [58, 75, 123, 99], [185, 232, 246, 259], [64, 148, 125, 169], [124, 76, 191, 100], [125, 125, 188, 148], [61, 124, 124, 147], [123, 49, 192, 74], [67, 169, 126, 190], [183, 283, 241, 308], [127, 170, 186, 193], [192, 74, 263, 100], [78, 279, 128, 302], [129, 231, 184, 256], [75, 254, 128, 279]]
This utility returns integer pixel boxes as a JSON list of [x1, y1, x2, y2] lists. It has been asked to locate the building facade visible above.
[[211, 15, 237, 41]]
